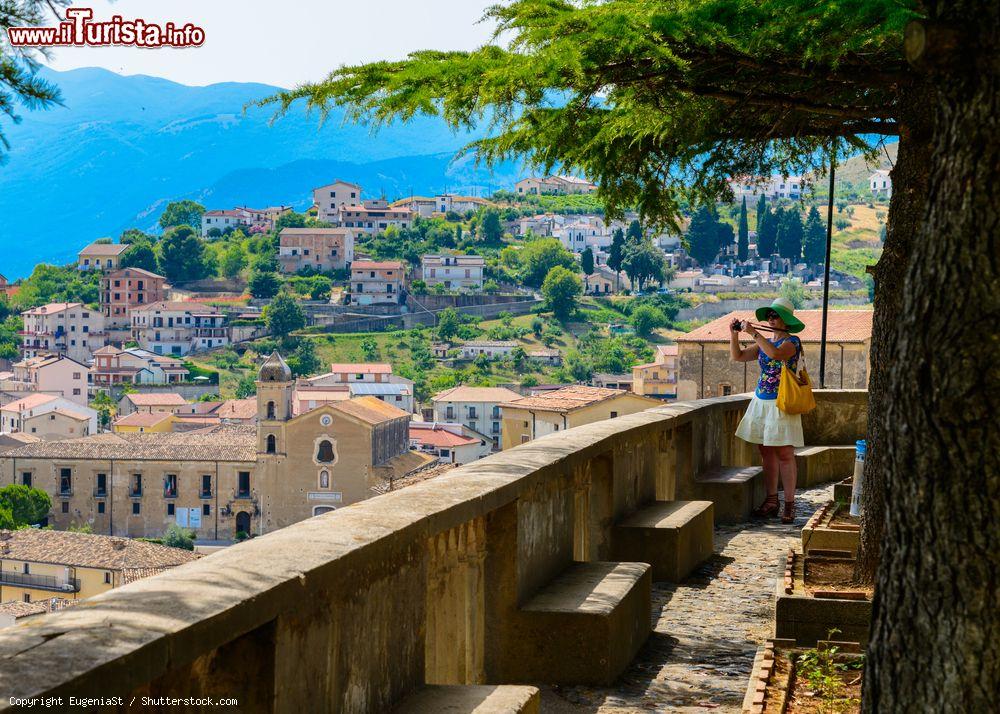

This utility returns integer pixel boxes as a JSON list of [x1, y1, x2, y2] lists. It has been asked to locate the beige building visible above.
[[90, 346, 189, 389], [515, 175, 597, 196], [8, 354, 90, 406], [0, 353, 431, 541], [632, 345, 679, 400], [350, 261, 406, 306], [500, 385, 661, 449], [278, 227, 356, 274], [674, 310, 873, 399], [117, 392, 189, 417], [431, 385, 521, 451], [337, 205, 414, 236], [460, 341, 517, 360], [421, 254, 485, 291], [1, 393, 98, 438], [20, 303, 106, 364], [78, 242, 128, 271], [313, 180, 363, 223], [392, 195, 494, 218], [0, 528, 199, 604]]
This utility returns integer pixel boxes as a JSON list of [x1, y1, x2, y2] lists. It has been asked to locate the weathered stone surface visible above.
[[773, 554, 872, 646], [794, 446, 856, 487], [394, 685, 540, 713], [511, 562, 652, 686], [689, 466, 766, 524], [611, 500, 714, 581]]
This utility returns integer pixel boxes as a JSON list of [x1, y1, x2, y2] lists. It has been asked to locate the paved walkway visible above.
[[540, 484, 831, 713]]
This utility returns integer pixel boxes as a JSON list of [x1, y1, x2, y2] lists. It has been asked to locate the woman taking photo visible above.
[[729, 297, 805, 524]]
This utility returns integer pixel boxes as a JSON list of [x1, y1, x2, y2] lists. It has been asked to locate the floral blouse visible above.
[[755, 336, 802, 400]]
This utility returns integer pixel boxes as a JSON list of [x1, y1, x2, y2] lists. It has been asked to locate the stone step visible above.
[[394, 685, 540, 714], [693, 466, 766, 524], [611, 500, 714, 582], [794, 446, 856, 488], [514, 561, 651, 686]]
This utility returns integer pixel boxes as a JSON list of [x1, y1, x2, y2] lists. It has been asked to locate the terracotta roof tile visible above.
[[114, 412, 174, 428], [79, 242, 128, 256], [432, 386, 522, 403], [500, 385, 646, 413], [675, 310, 873, 343], [124, 393, 188, 406], [332, 396, 409, 425], [0, 529, 201, 571], [327, 363, 392, 374], [409, 424, 479, 448]]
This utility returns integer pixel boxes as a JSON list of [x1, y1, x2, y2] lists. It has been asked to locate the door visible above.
[[235, 511, 251, 537]]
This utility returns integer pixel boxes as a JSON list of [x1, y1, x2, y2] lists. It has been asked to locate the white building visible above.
[[431, 385, 521, 451], [459, 341, 517, 360], [7, 354, 90, 407], [392, 195, 495, 218], [130, 302, 228, 356], [20, 303, 106, 364], [728, 175, 806, 201], [869, 170, 892, 198], [515, 176, 598, 195], [421, 254, 485, 291], [201, 210, 249, 236], [337, 205, 415, 237], [313, 180, 363, 223], [409, 421, 492, 464], [349, 261, 406, 306]]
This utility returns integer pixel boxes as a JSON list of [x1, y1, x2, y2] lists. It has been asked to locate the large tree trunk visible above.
[[863, 4, 1000, 710], [854, 88, 934, 585]]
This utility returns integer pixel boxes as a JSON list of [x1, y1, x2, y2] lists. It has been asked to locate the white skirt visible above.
[[736, 395, 804, 447]]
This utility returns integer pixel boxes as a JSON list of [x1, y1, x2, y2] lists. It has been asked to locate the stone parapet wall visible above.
[[0, 391, 866, 712]]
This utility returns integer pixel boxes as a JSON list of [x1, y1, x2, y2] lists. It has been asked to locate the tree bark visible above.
[[854, 87, 934, 585], [863, 3, 1000, 710]]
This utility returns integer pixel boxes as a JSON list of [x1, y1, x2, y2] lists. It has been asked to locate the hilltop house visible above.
[[459, 341, 517, 360], [20, 303, 106, 364], [392, 195, 494, 218], [130, 302, 227, 356], [515, 176, 598, 195], [349, 261, 406, 306], [420, 254, 485, 291], [100, 267, 167, 338], [313, 180, 363, 223], [869, 170, 892, 198], [8, 354, 90, 407], [78, 242, 128, 271], [278, 228, 355, 274], [336, 205, 415, 237]]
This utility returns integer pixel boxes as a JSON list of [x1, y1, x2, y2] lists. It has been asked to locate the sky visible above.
[[42, 0, 497, 87]]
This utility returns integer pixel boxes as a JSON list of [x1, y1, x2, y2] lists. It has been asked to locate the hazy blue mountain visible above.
[[0, 67, 515, 278]]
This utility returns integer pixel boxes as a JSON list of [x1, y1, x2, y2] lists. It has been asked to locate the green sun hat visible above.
[[755, 297, 805, 333]]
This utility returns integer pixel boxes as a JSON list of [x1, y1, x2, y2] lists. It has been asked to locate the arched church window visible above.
[[266, 434, 276, 454], [319, 470, 330, 489], [316, 439, 335, 463], [266, 401, 275, 420]]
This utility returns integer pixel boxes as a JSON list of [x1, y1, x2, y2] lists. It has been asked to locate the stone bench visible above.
[[692, 466, 765, 523], [511, 561, 651, 686], [611, 500, 714, 582], [794, 446, 855, 488], [394, 685, 540, 713]]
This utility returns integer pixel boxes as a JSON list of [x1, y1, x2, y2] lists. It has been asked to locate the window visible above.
[[98, 502, 105, 514], [132, 502, 140, 515], [203, 504, 211, 516], [237, 472, 251, 498], [164, 474, 177, 498], [59, 468, 72, 494], [73, 372, 81, 379], [521, 435, 530, 444], [610, 411, 619, 418], [61, 501, 69, 513], [104, 572, 111, 584], [319, 470, 330, 489], [720, 384, 733, 396], [131, 474, 142, 497], [201, 474, 212, 497], [21, 472, 31, 487], [167, 503, 175, 516], [73, 388, 81, 396], [266, 434, 276, 454], [96, 473, 107, 496], [316, 440, 335, 463], [23, 594, 30, 603]]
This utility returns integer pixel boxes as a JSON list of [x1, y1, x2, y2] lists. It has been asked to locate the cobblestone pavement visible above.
[[539, 484, 832, 713]]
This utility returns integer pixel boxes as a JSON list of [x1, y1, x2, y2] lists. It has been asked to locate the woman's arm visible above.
[[729, 319, 759, 362], [744, 324, 797, 360]]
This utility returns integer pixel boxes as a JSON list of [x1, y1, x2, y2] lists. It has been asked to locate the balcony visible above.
[[0, 571, 81, 593], [0, 392, 866, 711]]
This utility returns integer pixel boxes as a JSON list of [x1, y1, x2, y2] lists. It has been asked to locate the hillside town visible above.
[[0, 167, 878, 655]]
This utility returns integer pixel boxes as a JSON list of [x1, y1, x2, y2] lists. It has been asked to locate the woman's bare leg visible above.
[[776, 446, 797, 501], [759, 445, 779, 495]]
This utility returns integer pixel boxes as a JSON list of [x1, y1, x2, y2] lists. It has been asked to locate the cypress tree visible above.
[[803, 206, 827, 265], [738, 196, 750, 262]]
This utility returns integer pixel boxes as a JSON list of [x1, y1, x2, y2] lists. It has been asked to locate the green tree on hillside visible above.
[[221, 243, 248, 279], [580, 246, 595, 290], [622, 241, 667, 292], [265, 292, 306, 339], [541, 266, 582, 320], [519, 238, 576, 288], [777, 209, 804, 263], [477, 208, 504, 245], [120, 228, 154, 245], [686, 205, 724, 268], [757, 207, 778, 258], [248, 270, 281, 299], [630, 304, 667, 337], [436, 307, 461, 340], [737, 196, 749, 262], [159, 201, 205, 230], [275, 212, 308, 231], [803, 206, 827, 265], [0, 484, 51, 527], [120, 241, 159, 273], [607, 227, 626, 291], [626, 219, 643, 243], [158, 226, 212, 283]]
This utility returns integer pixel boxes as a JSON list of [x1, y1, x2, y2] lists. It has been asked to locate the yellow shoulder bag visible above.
[[777, 340, 816, 414]]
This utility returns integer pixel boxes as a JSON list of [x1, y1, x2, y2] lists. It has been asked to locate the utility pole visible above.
[[819, 144, 836, 388]]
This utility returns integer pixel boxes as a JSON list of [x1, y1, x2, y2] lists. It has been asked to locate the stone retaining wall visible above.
[[0, 391, 866, 712]]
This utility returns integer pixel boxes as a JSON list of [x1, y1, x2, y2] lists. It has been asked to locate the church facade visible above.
[[0, 353, 426, 540]]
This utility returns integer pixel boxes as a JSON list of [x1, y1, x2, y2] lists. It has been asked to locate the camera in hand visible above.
[[730, 318, 743, 332]]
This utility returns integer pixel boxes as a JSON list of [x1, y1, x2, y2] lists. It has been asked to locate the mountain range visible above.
[[0, 67, 520, 278]]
